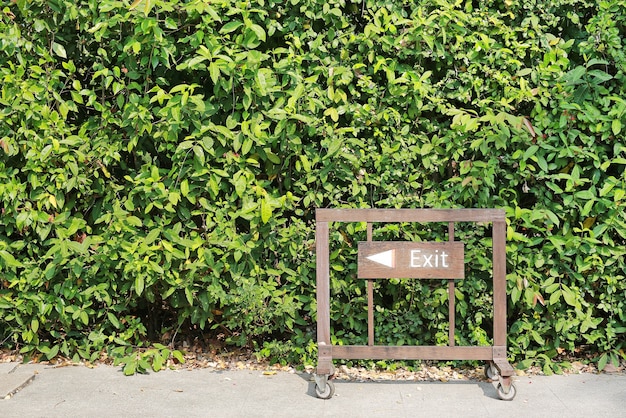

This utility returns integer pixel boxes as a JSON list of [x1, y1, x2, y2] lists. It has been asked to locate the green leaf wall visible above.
[[1, 0, 624, 369]]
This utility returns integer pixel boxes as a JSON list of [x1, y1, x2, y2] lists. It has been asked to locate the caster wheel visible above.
[[315, 380, 335, 399], [496, 382, 516, 401], [484, 363, 499, 381]]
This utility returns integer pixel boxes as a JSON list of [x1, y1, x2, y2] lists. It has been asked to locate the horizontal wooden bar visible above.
[[330, 345, 493, 361], [316, 208, 505, 223]]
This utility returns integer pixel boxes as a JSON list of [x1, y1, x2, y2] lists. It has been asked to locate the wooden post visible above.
[[368, 280, 374, 346], [367, 222, 374, 346], [315, 219, 334, 376], [492, 220, 507, 347], [448, 221, 455, 347]]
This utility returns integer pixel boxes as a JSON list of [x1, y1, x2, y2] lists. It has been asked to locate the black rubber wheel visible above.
[[484, 363, 499, 381], [496, 382, 516, 401], [315, 380, 335, 399]]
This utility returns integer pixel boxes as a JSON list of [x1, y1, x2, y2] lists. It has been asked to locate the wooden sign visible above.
[[358, 241, 464, 279]]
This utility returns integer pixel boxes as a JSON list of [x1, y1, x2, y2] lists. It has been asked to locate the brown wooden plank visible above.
[[448, 280, 455, 346], [367, 223, 374, 346], [448, 222, 456, 347], [492, 220, 507, 347], [358, 241, 464, 279], [315, 221, 331, 345], [367, 279, 374, 346], [330, 345, 493, 361], [316, 208, 505, 223]]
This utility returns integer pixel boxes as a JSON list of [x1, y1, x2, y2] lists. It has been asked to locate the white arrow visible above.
[[366, 249, 395, 268]]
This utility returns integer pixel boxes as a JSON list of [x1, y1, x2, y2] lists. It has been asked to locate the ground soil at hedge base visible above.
[[1, 345, 623, 381]]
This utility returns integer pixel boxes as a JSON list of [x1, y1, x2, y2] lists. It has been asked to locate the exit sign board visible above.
[[358, 241, 465, 279]]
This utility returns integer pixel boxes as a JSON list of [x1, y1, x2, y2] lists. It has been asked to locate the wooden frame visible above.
[[315, 208, 514, 395]]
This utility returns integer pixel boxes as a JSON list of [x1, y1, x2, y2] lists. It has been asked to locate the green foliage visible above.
[[112, 343, 185, 375], [0, 0, 624, 371]]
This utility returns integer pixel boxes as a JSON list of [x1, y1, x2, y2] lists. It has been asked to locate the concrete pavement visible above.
[[1, 362, 625, 417]]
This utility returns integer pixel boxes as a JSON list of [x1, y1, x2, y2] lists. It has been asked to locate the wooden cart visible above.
[[314, 208, 516, 400]]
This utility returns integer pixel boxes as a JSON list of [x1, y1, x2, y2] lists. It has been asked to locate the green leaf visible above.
[[564, 66, 585, 85], [138, 358, 151, 373], [544, 210, 560, 227], [597, 353, 608, 371], [241, 138, 253, 156], [51, 42, 67, 59], [544, 283, 560, 293], [209, 62, 220, 84], [266, 152, 281, 164], [107, 312, 121, 329], [542, 362, 554, 376], [79, 310, 89, 325], [135, 276, 145, 296], [612, 119, 621, 135], [248, 24, 266, 42], [324, 107, 339, 122], [516, 359, 534, 369], [299, 155, 311, 172], [220, 21, 243, 34], [536, 155, 548, 172], [531, 330, 545, 345], [193, 145, 205, 165], [145, 229, 161, 245], [0, 250, 22, 268], [587, 70, 612, 83], [325, 138, 342, 158], [261, 196, 272, 224], [234, 173, 247, 198], [43, 344, 60, 360], [123, 361, 137, 376], [169, 191, 181, 205], [331, 264, 344, 271], [523, 145, 539, 161], [561, 284, 577, 307], [172, 350, 185, 364], [181, 179, 190, 197], [126, 216, 143, 227], [549, 289, 562, 306], [152, 353, 164, 372], [575, 189, 595, 200], [185, 287, 194, 305], [16, 212, 30, 231]]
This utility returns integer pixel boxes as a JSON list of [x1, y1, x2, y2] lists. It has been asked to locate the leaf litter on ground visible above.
[[2, 346, 623, 381]]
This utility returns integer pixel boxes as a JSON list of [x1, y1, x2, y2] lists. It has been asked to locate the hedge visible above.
[[1, 0, 625, 373]]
